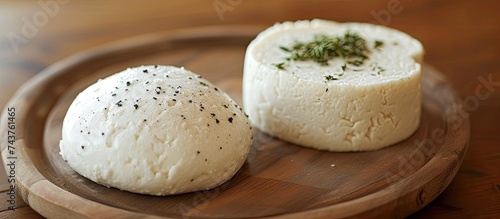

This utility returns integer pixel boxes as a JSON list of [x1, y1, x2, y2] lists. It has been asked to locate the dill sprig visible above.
[[281, 32, 370, 66]]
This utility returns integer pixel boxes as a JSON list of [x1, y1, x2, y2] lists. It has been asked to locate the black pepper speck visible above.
[[211, 113, 216, 117], [134, 104, 139, 109], [126, 81, 131, 86], [216, 119, 220, 124], [116, 100, 123, 107], [143, 69, 148, 73], [81, 146, 85, 149], [228, 117, 233, 123]]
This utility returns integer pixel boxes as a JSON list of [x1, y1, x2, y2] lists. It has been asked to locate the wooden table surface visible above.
[[0, 0, 498, 218]]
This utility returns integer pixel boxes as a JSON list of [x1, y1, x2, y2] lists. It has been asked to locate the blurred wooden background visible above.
[[0, 0, 499, 218]]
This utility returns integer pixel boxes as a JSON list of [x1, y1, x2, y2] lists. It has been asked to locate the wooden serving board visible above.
[[0, 26, 469, 219]]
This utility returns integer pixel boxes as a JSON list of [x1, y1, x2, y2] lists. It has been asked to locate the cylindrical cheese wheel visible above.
[[60, 65, 252, 195], [243, 20, 423, 151]]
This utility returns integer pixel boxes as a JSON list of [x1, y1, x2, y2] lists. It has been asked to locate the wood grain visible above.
[[0, 26, 468, 219], [0, 0, 499, 218]]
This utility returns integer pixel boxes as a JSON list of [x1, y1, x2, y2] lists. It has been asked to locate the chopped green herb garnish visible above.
[[374, 40, 384, 49], [347, 59, 364, 66], [325, 75, 338, 82], [341, 63, 347, 71], [377, 66, 385, 75], [273, 62, 286, 70], [370, 64, 385, 75], [280, 31, 370, 66], [279, 46, 291, 52]]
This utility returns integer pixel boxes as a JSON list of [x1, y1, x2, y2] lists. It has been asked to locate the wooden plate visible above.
[[0, 26, 469, 219]]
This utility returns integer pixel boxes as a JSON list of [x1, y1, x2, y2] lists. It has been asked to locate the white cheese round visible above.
[[243, 19, 424, 151], [60, 65, 252, 195]]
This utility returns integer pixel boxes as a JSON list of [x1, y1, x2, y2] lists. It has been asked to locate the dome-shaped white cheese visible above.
[[243, 19, 423, 151], [60, 65, 252, 195]]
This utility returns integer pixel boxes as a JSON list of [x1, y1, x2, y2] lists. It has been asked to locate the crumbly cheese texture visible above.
[[243, 19, 424, 151], [60, 65, 252, 195]]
